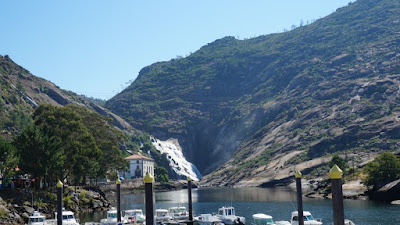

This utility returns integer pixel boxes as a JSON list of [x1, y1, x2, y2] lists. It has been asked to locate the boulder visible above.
[[23, 205, 34, 214]]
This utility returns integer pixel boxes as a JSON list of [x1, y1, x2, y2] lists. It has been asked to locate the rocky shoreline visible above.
[[0, 179, 195, 225], [0, 186, 110, 225]]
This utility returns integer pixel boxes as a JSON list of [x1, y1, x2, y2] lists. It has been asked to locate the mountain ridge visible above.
[[105, 0, 400, 185]]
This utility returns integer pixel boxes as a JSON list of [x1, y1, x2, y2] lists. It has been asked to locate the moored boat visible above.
[[27, 211, 46, 225], [290, 211, 322, 225], [124, 209, 146, 224], [194, 214, 223, 225], [100, 207, 128, 225], [252, 213, 277, 225], [155, 209, 172, 223], [46, 208, 80, 225], [215, 206, 245, 225], [168, 206, 189, 221]]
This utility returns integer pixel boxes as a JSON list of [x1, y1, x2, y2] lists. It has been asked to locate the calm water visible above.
[[77, 187, 400, 225]]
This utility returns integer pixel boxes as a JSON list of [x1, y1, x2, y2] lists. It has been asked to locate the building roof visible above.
[[125, 154, 154, 161]]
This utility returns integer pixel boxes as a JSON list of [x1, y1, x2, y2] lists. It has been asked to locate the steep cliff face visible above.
[[105, 0, 400, 183]]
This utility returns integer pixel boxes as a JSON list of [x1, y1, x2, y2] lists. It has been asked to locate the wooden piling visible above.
[[330, 165, 345, 225], [144, 173, 154, 225], [56, 180, 63, 225], [116, 178, 121, 222], [295, 171, 304, 225], [188, 177, 193, 225]]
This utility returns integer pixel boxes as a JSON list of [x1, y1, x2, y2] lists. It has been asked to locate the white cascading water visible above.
[[151, 137, 202, 181]]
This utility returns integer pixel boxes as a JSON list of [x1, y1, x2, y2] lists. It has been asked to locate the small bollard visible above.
[[330, 165, 345, 225], [295, 171, 304, 225], [116, 178, 121, 222], [187, 177, 193, 225], [56, 180, 63, 225], [144, 173, 154, 225]]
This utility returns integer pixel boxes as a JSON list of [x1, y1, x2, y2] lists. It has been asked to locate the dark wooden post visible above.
[[295, 171, 304, 225], [56, 180, 63, 225], [330, 165, 345, 225], [144, 173, 154, 225], [188, 177, 193, 225], [116, 178, 121, 222]]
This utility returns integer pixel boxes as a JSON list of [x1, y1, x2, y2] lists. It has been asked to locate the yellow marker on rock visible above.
[[329, 164, 343, 179]]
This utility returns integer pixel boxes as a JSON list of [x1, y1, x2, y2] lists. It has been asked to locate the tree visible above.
[[364, 152, 400, 188], [155, 166, 169, 183], [329, 154, 347, 171], [14, 125, 62, 188], [31, 104, 101, 185], [65, 105, 128, 179], [0, 137, 18, 180]]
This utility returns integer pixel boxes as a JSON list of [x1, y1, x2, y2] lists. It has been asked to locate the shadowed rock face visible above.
[[105, 0, 400, 185]]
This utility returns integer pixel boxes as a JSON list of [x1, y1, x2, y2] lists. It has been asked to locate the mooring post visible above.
[[188, 177, 193, 225], [116, 178, 121, 222], [144, 173, 154, 225], [295, 171, 304, 225], [56, 180, 63, 225], [330, 165, 345, 225]]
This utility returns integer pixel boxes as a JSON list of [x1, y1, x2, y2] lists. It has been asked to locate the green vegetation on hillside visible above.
[[13, 104, 128, 186], [364, 152, 400, 188]]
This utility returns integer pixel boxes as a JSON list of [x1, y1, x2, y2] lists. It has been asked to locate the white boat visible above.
[[124, 209, 146, 224], [344, 219, 355, 225], [194, 214, 223, 225], [168, 206, 189, 221], [47, 209, 80, 225], [215, 206, 245, 225], [290, 211, 322, 225], [100, 207, 128, 225], [252, 213, 277, 225], [27, 211, 46, 225], [155, 209, 172, 223]]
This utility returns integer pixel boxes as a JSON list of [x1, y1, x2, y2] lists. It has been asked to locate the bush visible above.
[[363, 152, 400, 187], [329, 154, 347, 172], [155, 166, 170, 183]]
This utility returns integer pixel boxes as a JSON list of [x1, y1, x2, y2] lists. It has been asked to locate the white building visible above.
[[121, 154, 154, 179]]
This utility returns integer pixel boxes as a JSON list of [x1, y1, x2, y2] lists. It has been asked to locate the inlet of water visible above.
[[77, 187, 400, 224]]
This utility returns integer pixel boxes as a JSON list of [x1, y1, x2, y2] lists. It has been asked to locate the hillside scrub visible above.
[[363, 152, 400, 189]]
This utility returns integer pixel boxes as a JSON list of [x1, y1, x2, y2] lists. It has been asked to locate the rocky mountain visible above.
[[105, 0, 400, 186], [0, 54, 134, 138]]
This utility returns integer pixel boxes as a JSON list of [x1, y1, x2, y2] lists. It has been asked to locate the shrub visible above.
[[363, 152, 400, 187]]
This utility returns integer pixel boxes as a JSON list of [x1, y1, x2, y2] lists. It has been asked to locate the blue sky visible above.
[[0, 0, 353, 100]]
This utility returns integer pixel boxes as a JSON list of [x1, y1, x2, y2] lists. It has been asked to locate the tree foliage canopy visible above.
[[0, 137, 18, 178], [363, 152, 400, 187], [14, 104, 128, 186]]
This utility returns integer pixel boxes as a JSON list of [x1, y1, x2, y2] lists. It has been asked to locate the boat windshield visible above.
[[157, 212, 167, 216], [29, 218, 45, 222], [255, 219, 275, 225], [108, 213, 117, 218], [305, 215, 314, 221], [178, 207, 186, 212], [63, 215, 74, 220]]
